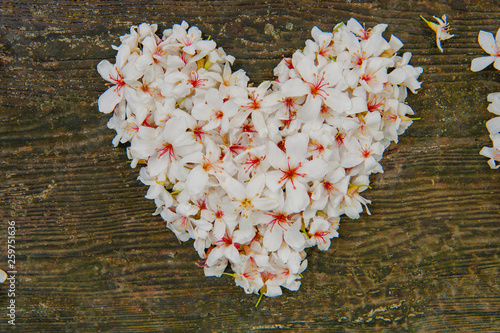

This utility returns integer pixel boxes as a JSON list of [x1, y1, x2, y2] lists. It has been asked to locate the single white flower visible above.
[[206, 229, 241, 266], [471, 29, 500, 72], [421, 14, 455, 53], [220, 173, 278, 219]]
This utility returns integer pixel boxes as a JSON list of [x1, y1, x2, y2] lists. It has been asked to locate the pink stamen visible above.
[[314, 230, 330, 244]]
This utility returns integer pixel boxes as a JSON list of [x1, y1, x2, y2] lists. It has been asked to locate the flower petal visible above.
[[478, 30, 497, 55], [266, 170, 285, 192], [280, 78, 310, 97], [246, 173, 265, 197], [284, 227, 306, 251], [266, 142, 287, 170], [471, 56, 495, 72], [97, 60, 117, 81], [301, 158, 327, 182]]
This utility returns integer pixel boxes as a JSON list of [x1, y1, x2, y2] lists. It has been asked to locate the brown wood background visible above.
[[1, 0, 499, 332]]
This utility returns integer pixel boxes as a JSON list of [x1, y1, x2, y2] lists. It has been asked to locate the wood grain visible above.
[[1, 1, 499, 332]]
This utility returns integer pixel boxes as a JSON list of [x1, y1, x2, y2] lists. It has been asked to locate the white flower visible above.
[[487, 92, 500, 116], [206, 229, 241, 266], [280, 51, 351, 121], [347, 18, 388, 44], [471, 29, 500, 72], [338, 176, 372, 219], [233, 259, 264, 294], [170, 21, 216, 55], [221, 173, 278, 220], [310, 166, 349, 216], [421, 14, 455, 53], [201, 189, 238, 239]]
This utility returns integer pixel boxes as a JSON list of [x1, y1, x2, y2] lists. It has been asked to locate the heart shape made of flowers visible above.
[[97, 20, 422, 298]]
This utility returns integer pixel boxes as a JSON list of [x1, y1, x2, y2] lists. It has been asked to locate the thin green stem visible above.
[[255, 292, 264, 308]]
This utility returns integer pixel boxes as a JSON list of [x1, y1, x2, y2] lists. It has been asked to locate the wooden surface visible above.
[[1, 1, 499, 332]]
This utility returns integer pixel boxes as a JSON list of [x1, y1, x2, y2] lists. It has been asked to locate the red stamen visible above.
[[191, 125, 206, 142], [214, 110, 224, 120], [278, 157, 305, 189], [277, 140, 286, 153], [283, 109, 297, 128], [283, 57, 294, 69], [229, 144, 245, 157], [214, 208, 224, 219], [354, 52, 365, 66], [215, 234, 233, 247], [361, 73, 373, 83], [282, 97, 297, 113], [196, 195, 207, 211], [361, 148, 371, 158], [108, 72, 125, 93], [311, 141, 325, 157], [323, 181, 338, 196], [261, 271, 277, 282], [242, 123, 257, 133], [335, 132, 345, 147]]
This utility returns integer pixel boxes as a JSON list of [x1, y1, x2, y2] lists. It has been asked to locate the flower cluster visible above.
[[97, 20, 422, 297], [471, 29, 500, 169]]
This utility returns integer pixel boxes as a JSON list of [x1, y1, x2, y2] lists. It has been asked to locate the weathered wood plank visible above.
[[1, 0, 499, 332]]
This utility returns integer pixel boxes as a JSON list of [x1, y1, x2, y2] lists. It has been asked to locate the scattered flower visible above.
[[471, 30, 500, 169], [421, 14, 455, 53]]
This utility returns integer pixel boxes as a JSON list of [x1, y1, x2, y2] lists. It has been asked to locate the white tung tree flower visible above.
[[421, 14, 455, 53], [471, 29, 500, 169], [265, 133, 327, 213]]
